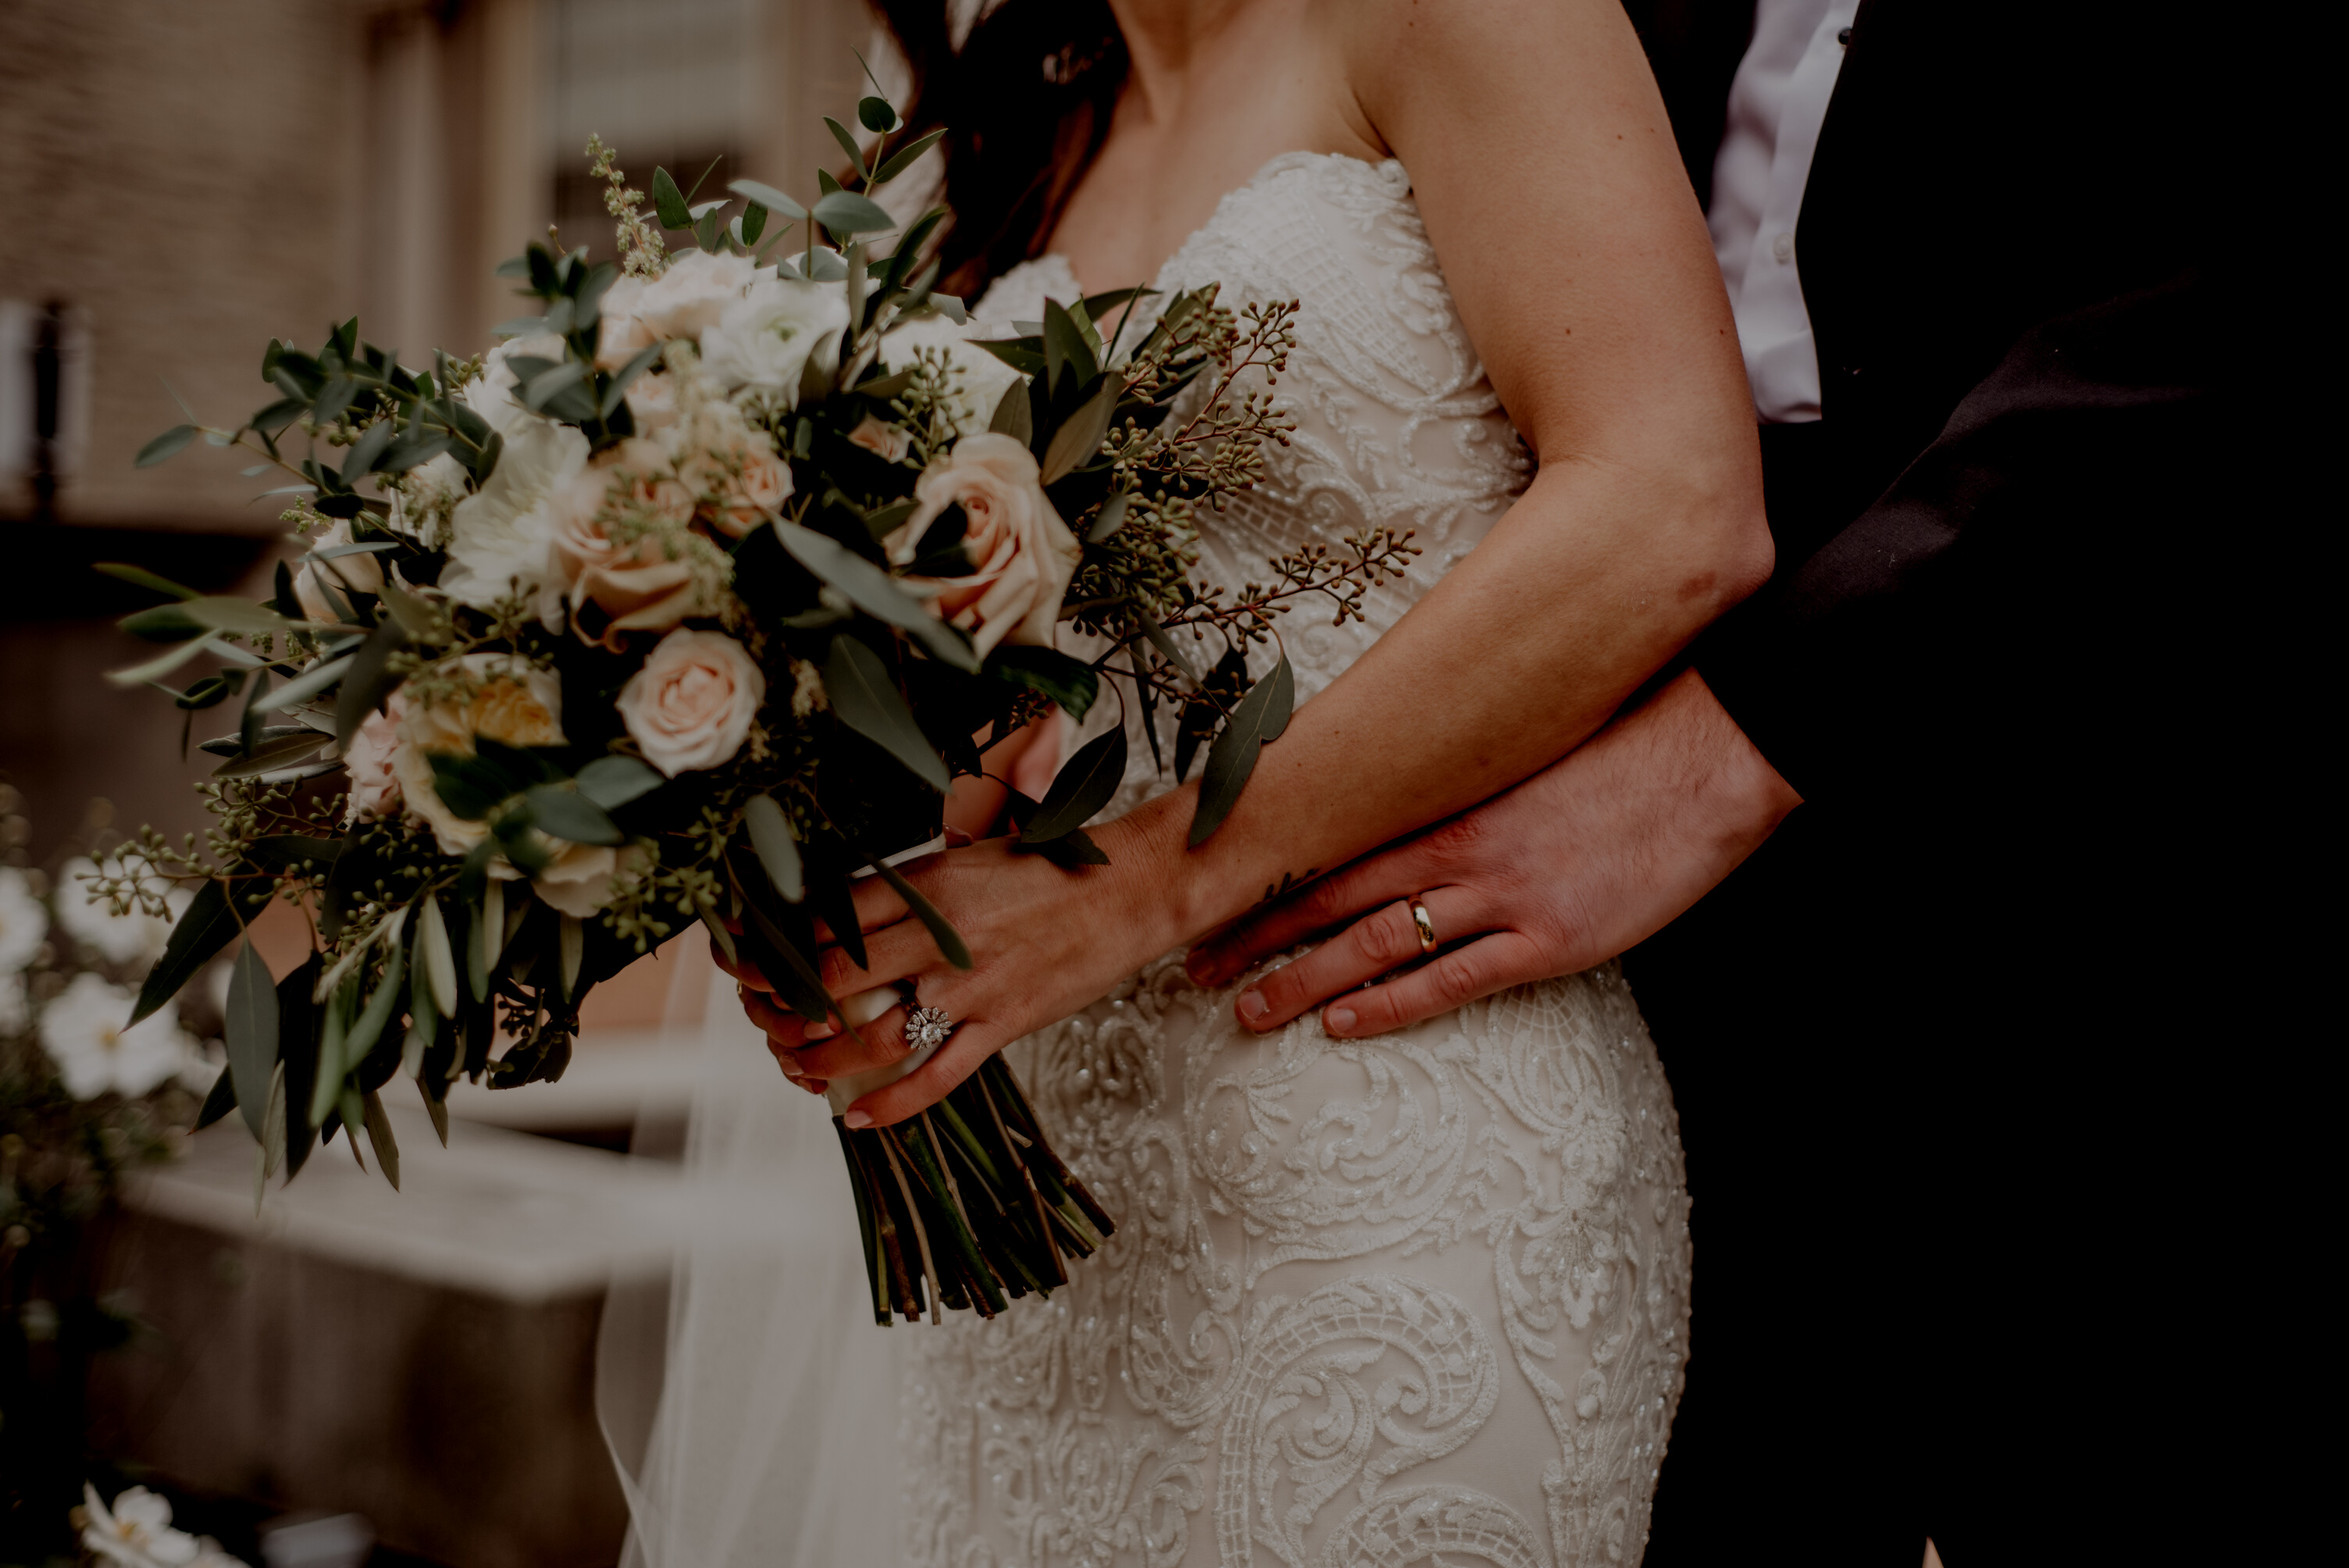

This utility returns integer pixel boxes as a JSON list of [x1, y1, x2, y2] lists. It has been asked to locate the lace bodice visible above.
[[975, 154, 1533, 807], [898, 155, 1690, 1568]]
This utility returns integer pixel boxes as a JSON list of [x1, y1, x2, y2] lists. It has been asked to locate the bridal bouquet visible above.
[[98, 86, 1414, 1325]]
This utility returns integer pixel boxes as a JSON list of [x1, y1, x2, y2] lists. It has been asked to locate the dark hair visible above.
[[870, 0, 1129, 300]]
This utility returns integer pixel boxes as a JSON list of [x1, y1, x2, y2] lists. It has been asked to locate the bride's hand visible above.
[[738, 804, 1189, 1127]]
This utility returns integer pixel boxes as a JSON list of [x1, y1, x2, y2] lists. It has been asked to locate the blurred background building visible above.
[[2, 2, 884, 1562]]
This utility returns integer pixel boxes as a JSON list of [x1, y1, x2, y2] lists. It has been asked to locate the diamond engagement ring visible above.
[[904, 1005, 954, 1051]]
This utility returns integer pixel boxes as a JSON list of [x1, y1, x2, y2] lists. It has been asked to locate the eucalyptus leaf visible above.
[[873, 127, 946, 186], [1132, 608, 1200, 687], [989, 645, 1097, 718], [418, 896, 458, 1018], [130, 878, 237, 1025], [988, 381, 1034, 445], [181, 597, 292, 637], [1086, 490, 1131, 543], [651, 166, 691, 229], [1188, 654, 1295, 847], [1040, 375, 1119, 484], [1021, 729, 1126, 843], [869, 857, 973, 970], [812, 190, 896, 237], [261, 653, 355, 713], [226, 938, 280, 1141], [825, 634, 953, 793], [212, 730, 328, 779], [857, 95, 898, 134], [93, 562, 199, 601], [728, 178, 807, 221], [576, 754, 664, 809], [523, 784, 623, 846], [362, 1090, 401, 1190], [772, 521, 978, 671], [743, 793, 805, 903], [137, 425, 198, 467]]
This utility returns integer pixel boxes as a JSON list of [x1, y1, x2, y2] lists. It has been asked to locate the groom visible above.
[[1188, 2, 2246, 1559]]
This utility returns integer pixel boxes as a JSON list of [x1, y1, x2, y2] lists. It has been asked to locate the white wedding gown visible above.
[[608, 154, 1692, 1568]]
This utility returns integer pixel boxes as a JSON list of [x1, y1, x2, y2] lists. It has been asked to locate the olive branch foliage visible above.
[[94, 73, 1410, 1323]]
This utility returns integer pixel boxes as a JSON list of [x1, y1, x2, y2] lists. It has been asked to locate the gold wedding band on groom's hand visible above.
[[1407, 896, 1438, 956]]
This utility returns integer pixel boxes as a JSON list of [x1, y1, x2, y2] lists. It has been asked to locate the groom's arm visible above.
[[1189, 269, 2226, 1032]]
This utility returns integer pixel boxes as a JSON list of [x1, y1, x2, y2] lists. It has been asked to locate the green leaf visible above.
[[119, 604, 203, 641], [989, 644, 1097, 718], [576, 754, 664, 810], [729, 178, 807, 221], [212, 730, 329, 779], [651, 166, 691, 230], [868, 856, 972, 970], [1040, 299, 1097, 396], [737, 893, 831, 1023], [418, 896, 459, 1018], [335, 618, 409, 747], [822, 115, 865, 169], [180, 597, 292, 637], [825, 635, 952, 793], [131, 878, 237, 1025], [811, 190, 896, 237], [260, 652, 355, 713], [872, 127, 946, 187], [743, 792, 804, 902], [857, 94, 898, 133], [362, 1090, 401, 1191], [1132, 608, 1200, 686], [522, 783, 623, 846], [1085, 490, 1130, 544], [226, 938, 280, 1141], [343, 416, 396, 478], [772, 520, 978, 671], [1021, 729, 1125, 843], [195, 1064, 238, 1131], [93, 562, 199, 600], [988, 380, 1034, 446], [1189, 654, 1295, 847], [137, 424, 199, 467], [1040, 375, 1119, 484], [521, 359, 590, 412]]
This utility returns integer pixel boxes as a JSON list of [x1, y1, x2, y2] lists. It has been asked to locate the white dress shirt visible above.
[[1708, 0, 1862, 423]]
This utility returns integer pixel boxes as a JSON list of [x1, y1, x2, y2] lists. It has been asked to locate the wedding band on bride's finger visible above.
[[1407, 896, 1439, 956]]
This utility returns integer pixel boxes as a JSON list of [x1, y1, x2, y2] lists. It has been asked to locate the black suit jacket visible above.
[[1609, 5, 2251, 1561]]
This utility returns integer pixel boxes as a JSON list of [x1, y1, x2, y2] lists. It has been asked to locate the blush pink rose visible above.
[[880, 433, 1082, 658], [341, 695, 407, 821], [546, 442, 708, 650], [617, 629, 765, 775]]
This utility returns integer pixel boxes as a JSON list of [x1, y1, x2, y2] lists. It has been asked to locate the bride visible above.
[[610, 0, 1768, 1563]]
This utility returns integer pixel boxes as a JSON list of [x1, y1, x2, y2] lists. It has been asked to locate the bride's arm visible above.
[[756, 0, 1769, 1123]]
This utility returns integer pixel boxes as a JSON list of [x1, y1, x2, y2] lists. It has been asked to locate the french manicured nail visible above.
[[1325, 1007, 1356, 1035], [804, 1021, 836, 1040], [843, 1109, 873, 1129], [796, 1078, 825, 1096], [1236, 989, 1267, 1024]]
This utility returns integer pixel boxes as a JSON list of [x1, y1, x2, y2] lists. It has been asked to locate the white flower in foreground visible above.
[[700, 274, 849, 401], [879, 311, 1025, 438], [41, 973, 199, 1099], [81, 1482, 248, 1568], [54, 856, 187, 968], [531, 839, 647, 919], [292, 519, 385, 623], [388, 450, 468, 547], [438, 412, 590, 611], [0, 864, 47, 975], [464, 332, 566, 437], [617, 628, 765, 775]]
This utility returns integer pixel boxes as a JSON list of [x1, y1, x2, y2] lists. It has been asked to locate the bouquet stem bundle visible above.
[[836, 1055, 1112, 1324]]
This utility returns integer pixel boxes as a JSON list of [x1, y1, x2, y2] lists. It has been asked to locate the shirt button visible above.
[[1772, 232, 1795, 263]]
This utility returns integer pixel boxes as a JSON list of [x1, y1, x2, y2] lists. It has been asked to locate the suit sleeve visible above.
[[1692, 268, 2229, 803]]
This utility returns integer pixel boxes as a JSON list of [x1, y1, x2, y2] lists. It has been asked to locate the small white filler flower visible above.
[[39, 971, 201, 1099]]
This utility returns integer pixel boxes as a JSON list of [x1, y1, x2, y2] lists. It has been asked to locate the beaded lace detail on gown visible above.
[[904, 154, 1692, 1568]]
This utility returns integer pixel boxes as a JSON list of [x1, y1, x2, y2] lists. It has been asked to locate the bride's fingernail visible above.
[[1325, 1006, 1357, 1035], [1235, 989, 1267, 1024], [843, 1109, 874, 1129], [804, 1021, 836, 1041]]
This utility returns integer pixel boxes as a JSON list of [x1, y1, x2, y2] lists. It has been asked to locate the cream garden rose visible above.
[[597, 250, 756, 367], [340, 697, 405, 820], [617, 629, 765, 775], [700, 273, 849, 401], [438, 411, 589, 611], [882, 433, 1082, 657], [541, 440, 716, 650], [389, 655, 566, 855]]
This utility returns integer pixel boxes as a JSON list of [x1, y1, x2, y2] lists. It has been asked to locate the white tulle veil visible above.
[[597, 942, 904, 1566]]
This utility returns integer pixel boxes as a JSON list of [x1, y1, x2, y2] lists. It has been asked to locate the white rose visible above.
[[389, 654, 567, 856], [465, 332, 566, 437], [882, 433, 1082, 658], [388, 451, 467, 547], [879, 311, 1026, 438], [531, 839, 647, 919], [616, 629, 765, 775], [0, 864, 48, 975], [606, 250, 756, 362], [293, 521, 384, 622], [700, 274, 850, 401], [439, 412, 590, 611]]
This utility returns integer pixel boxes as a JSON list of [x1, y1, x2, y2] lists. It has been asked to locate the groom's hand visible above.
[[1184, 671, 1802, 1036]]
